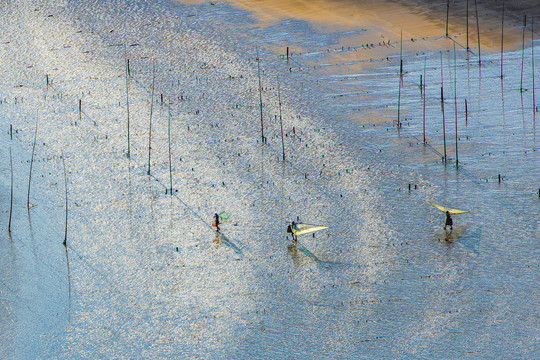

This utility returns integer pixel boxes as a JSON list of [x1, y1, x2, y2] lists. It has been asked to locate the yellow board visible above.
[[429, 202, 469, 215], [292, 223, 329, 236]]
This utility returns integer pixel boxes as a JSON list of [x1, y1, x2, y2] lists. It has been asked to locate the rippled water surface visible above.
[[0, 0, 538, 358]]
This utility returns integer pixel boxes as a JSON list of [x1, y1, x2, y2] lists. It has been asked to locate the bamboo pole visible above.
[[465, 99, 468, 125], [256, 50, 265, 143], [521, 15, 526, 92], [168, 106, 173, 194], [397, 30, 403, 128], [441, 52, 447, 163], [501, 3, 504, 79], [277, 78, 286, 161], [9, 147, 13, 235], [27, 115, 38, 209], [446, 0, 450, 37], [423, 56, 427, 144], [62, 153, 68, 246], [147, 58, 155, 175], [466, 0, 470, 55], [454, 43, 459, 168], [532, 17, 536, 116], [475, 0, 481, 65], [126, 58, 131, 158]]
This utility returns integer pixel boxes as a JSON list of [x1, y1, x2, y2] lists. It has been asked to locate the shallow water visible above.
[[0, 0, 538, 358]]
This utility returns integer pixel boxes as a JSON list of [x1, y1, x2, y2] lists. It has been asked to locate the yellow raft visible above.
[[292, 223, 330, 236], [429, 202, 469, 215]]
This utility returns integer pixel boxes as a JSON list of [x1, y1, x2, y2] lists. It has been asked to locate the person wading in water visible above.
[[444, 211, 453, 231], [287, 221, 298, 242], [213, 213, 220, 232]]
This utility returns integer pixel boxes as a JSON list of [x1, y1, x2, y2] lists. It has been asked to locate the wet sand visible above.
[[195, 0, 539, 54]]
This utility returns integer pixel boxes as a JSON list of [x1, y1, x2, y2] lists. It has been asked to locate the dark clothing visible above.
[[214, 213, 220, 231], [288, 222, 297, 241], [444, 212, 453, 231]]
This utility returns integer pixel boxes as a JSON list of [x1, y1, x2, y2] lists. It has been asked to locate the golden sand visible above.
[[179, 0, 526, 53]]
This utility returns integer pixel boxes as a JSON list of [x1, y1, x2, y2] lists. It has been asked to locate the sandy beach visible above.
[[0, 0, 538, 358]]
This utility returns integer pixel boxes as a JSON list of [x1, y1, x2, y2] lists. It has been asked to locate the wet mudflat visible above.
[[0, 0, 538, 358]]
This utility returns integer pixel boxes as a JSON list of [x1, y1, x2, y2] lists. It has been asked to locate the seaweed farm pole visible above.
[[277, 79, 286, 161], [62, 153, 68, 246], [126, 58, 131, 158], [532, 17, 536, 116], [466, 0, 470, 55], [500, 3, 504, 79], [474, 0, 481, 65], [446, 0, 450, 37], [8, 147, 13, 235], [256, 50, 265, 143], [400, 29, 403, 77], [147, 58, 155, 175], [521, 15, 526, 92], [397, 30, 403, 128], [167, 106, 173, 194], [441, 52, 447, 163], [465, 99, 469, 125], [423, 56, 427, 144], [27, 115, 38, 209], [454, 43, 459, 167], [397, 71, 402, 128]]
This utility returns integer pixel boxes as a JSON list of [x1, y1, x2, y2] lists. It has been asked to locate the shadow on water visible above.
[[213, 232, 243, 257], [287, 239, 350, 269], [430, 224, 471, 244]]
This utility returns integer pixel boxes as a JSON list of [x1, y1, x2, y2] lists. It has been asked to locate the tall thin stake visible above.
[[62, 153, 68, 246], [126, 58, 131, 158], [256, 50, 265, 143], [168, 106, 173, 194], [400, 29, 403, 77], [475, 0, 481, 65], [398, 30, 403, 128], [147, 58, 155, 175], [454, 43, 459, 167], [521, 15, 527, 92], [446, 0, 450, 37], [466, 0, 470, 55], [532, 17, 536, 116], [465, 99, 469, 125], [397, 73, 402, 128], [27, 115, 38, 209], [501, 3, 504, 78], [9, 147, 13, 234], [277, 79, 286, 161], [423, 56, 427, 144], [441, 52, 447, 163]]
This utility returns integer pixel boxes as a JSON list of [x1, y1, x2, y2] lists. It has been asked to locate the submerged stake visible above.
[[475, 0, 481, 65], [27, 115, 38, 209], [501, 3, 504, 78], [256, 49, 265, 143], [125, 58, 131, 158], [147, 58, 155, 175], [277, 78, 286, 161], [62, 153, 68, 246], [9, 147, 13, 235], [521, 15, 526, 93]]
